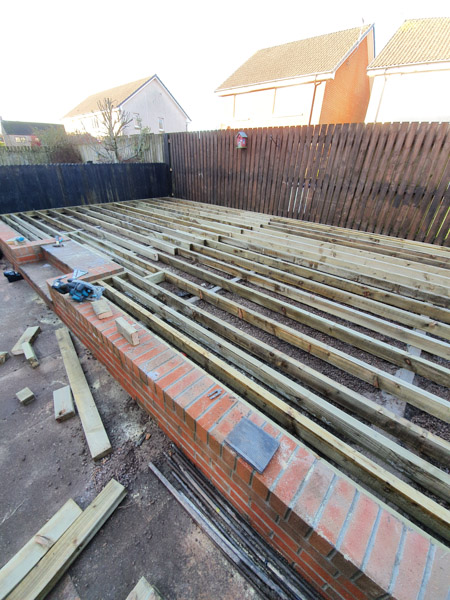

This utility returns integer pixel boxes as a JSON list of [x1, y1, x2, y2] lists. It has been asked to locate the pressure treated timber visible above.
[[11, 326, 40, 355], [153, 250, 450, 385], [203, 239, 450, 323], [55, 328, 112, 460], [125, 577, 161, 600], [104, 280, 450, 540], [189, 242, 450, 337], [150, 271, 449, 421], [221, 234, 449, 306], [47, 212, 160, 262], [22, 342, 39, 368], [105, 279, 450, 502], [177, 246, 450, 358], [53, 386, 76, 422], [0, 499, 82, 598], [7, 479, 126, 600]]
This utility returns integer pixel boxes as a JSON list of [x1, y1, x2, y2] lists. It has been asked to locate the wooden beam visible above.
[[11, 326, 41, 356], [0, 499, 82, 598], [7, 479, 126, 600], [55, 328, 112, 460]]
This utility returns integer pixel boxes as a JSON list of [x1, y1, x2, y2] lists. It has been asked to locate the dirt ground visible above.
[[0, 258, 260, 600]]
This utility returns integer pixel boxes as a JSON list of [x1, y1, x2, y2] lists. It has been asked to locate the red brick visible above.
[[251, 434, 296, 500], [235, 457, 254, 484], [270, 445, 315, 517], [332, 576, 368, 600], [392, 530, 429, 600], [365, 511, 403, 593], [221, 443, 237, 470], [339, 494, 379, 569], [184, 384, 224, 432], [289, 460, 334, 532], [311, 478, 356, 555], [423, 546, 450, 600], [156, 363, 195, 398], [149, 354, 184, 383], [196, 394, 237, 444], [250, 502, 275, 539], [298, 549, 337, 587], [141, 348, 173, 374]]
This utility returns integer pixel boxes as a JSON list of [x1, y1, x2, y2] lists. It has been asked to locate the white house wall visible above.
[[219, 82, 325, 128], [365, 69, 450, 123], [121, 78, 188, 134]]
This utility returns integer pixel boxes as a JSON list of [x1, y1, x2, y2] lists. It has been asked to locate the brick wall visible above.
[[47, 282, 449, 600], [320, 31, 373, 124], [0, 222, 54, 267]]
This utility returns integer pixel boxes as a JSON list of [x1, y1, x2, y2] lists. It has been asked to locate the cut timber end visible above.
[[116, 316, 139, 346], [11, 326, 41, 355], [53, 386, 76, 422], [55, 328, 112, 460], [0, 499, 82, 599], [22, 342, 39, 368], [16, 387, 35, 405], [125, 576, 163, 600], [92, 299, 113, 319], [6, 479, 126, 600], [0, 351, 9, 364]]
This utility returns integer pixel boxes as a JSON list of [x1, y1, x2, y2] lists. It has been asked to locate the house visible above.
[[63, 75, 190, 136], [0, 118, 65, 147], [215, 25, 374, 129], [365, 18, 450, 123]]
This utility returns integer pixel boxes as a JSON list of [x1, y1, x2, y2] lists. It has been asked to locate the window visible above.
[[134, 113, 142, 130], [158, 118, 165, 132], [15, 136, 27, 144]]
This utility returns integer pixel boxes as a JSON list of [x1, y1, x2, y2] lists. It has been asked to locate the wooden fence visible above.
[[169, 122, 450, 245], [0, 163, 170, 214]]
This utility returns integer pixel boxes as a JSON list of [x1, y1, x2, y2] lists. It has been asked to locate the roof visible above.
[[368, 17, 450, 70], [64, 75, 190, 120], [1, 120, 64, 135], [216, 25, 373, 91]]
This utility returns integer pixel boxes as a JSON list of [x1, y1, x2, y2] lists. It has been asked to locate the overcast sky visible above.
[[1, 0, 446, 130]]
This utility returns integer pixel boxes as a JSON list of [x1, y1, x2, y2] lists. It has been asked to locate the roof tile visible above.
[[216, 25, 372, 91]]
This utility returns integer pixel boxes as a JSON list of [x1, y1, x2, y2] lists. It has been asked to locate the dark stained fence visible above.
[[169, 123, 450, 245], [0, 162, 170, 214]]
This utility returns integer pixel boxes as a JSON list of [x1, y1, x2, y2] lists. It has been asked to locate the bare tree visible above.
[[95, 97, 133, 162]]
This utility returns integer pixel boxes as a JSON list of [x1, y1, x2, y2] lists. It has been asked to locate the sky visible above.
[[0, 0, 447, 131]]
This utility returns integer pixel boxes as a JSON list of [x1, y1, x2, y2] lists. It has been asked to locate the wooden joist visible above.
[[7, 479, 126, 600], [125, 577, 162, 600], [22, 342, 39, 368], [53, 386, 76, 422], [0, 499, 82, 598], [55, 328, 112, 460]]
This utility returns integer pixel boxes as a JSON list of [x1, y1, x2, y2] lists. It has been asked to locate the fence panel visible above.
[[169, 123, 450, 245], [0, 163, 170, 214]]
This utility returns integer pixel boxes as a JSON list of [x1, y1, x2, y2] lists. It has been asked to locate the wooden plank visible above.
[[11, 326, 41, 356], [115, 316, 139, 346], [22, 342, 39, 368], [0, 499, 82, 598], [55, 328, 112, 460], [53, 385, 76, 422], [125, 576, 162, 600], [8, 479, 126, 600]]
